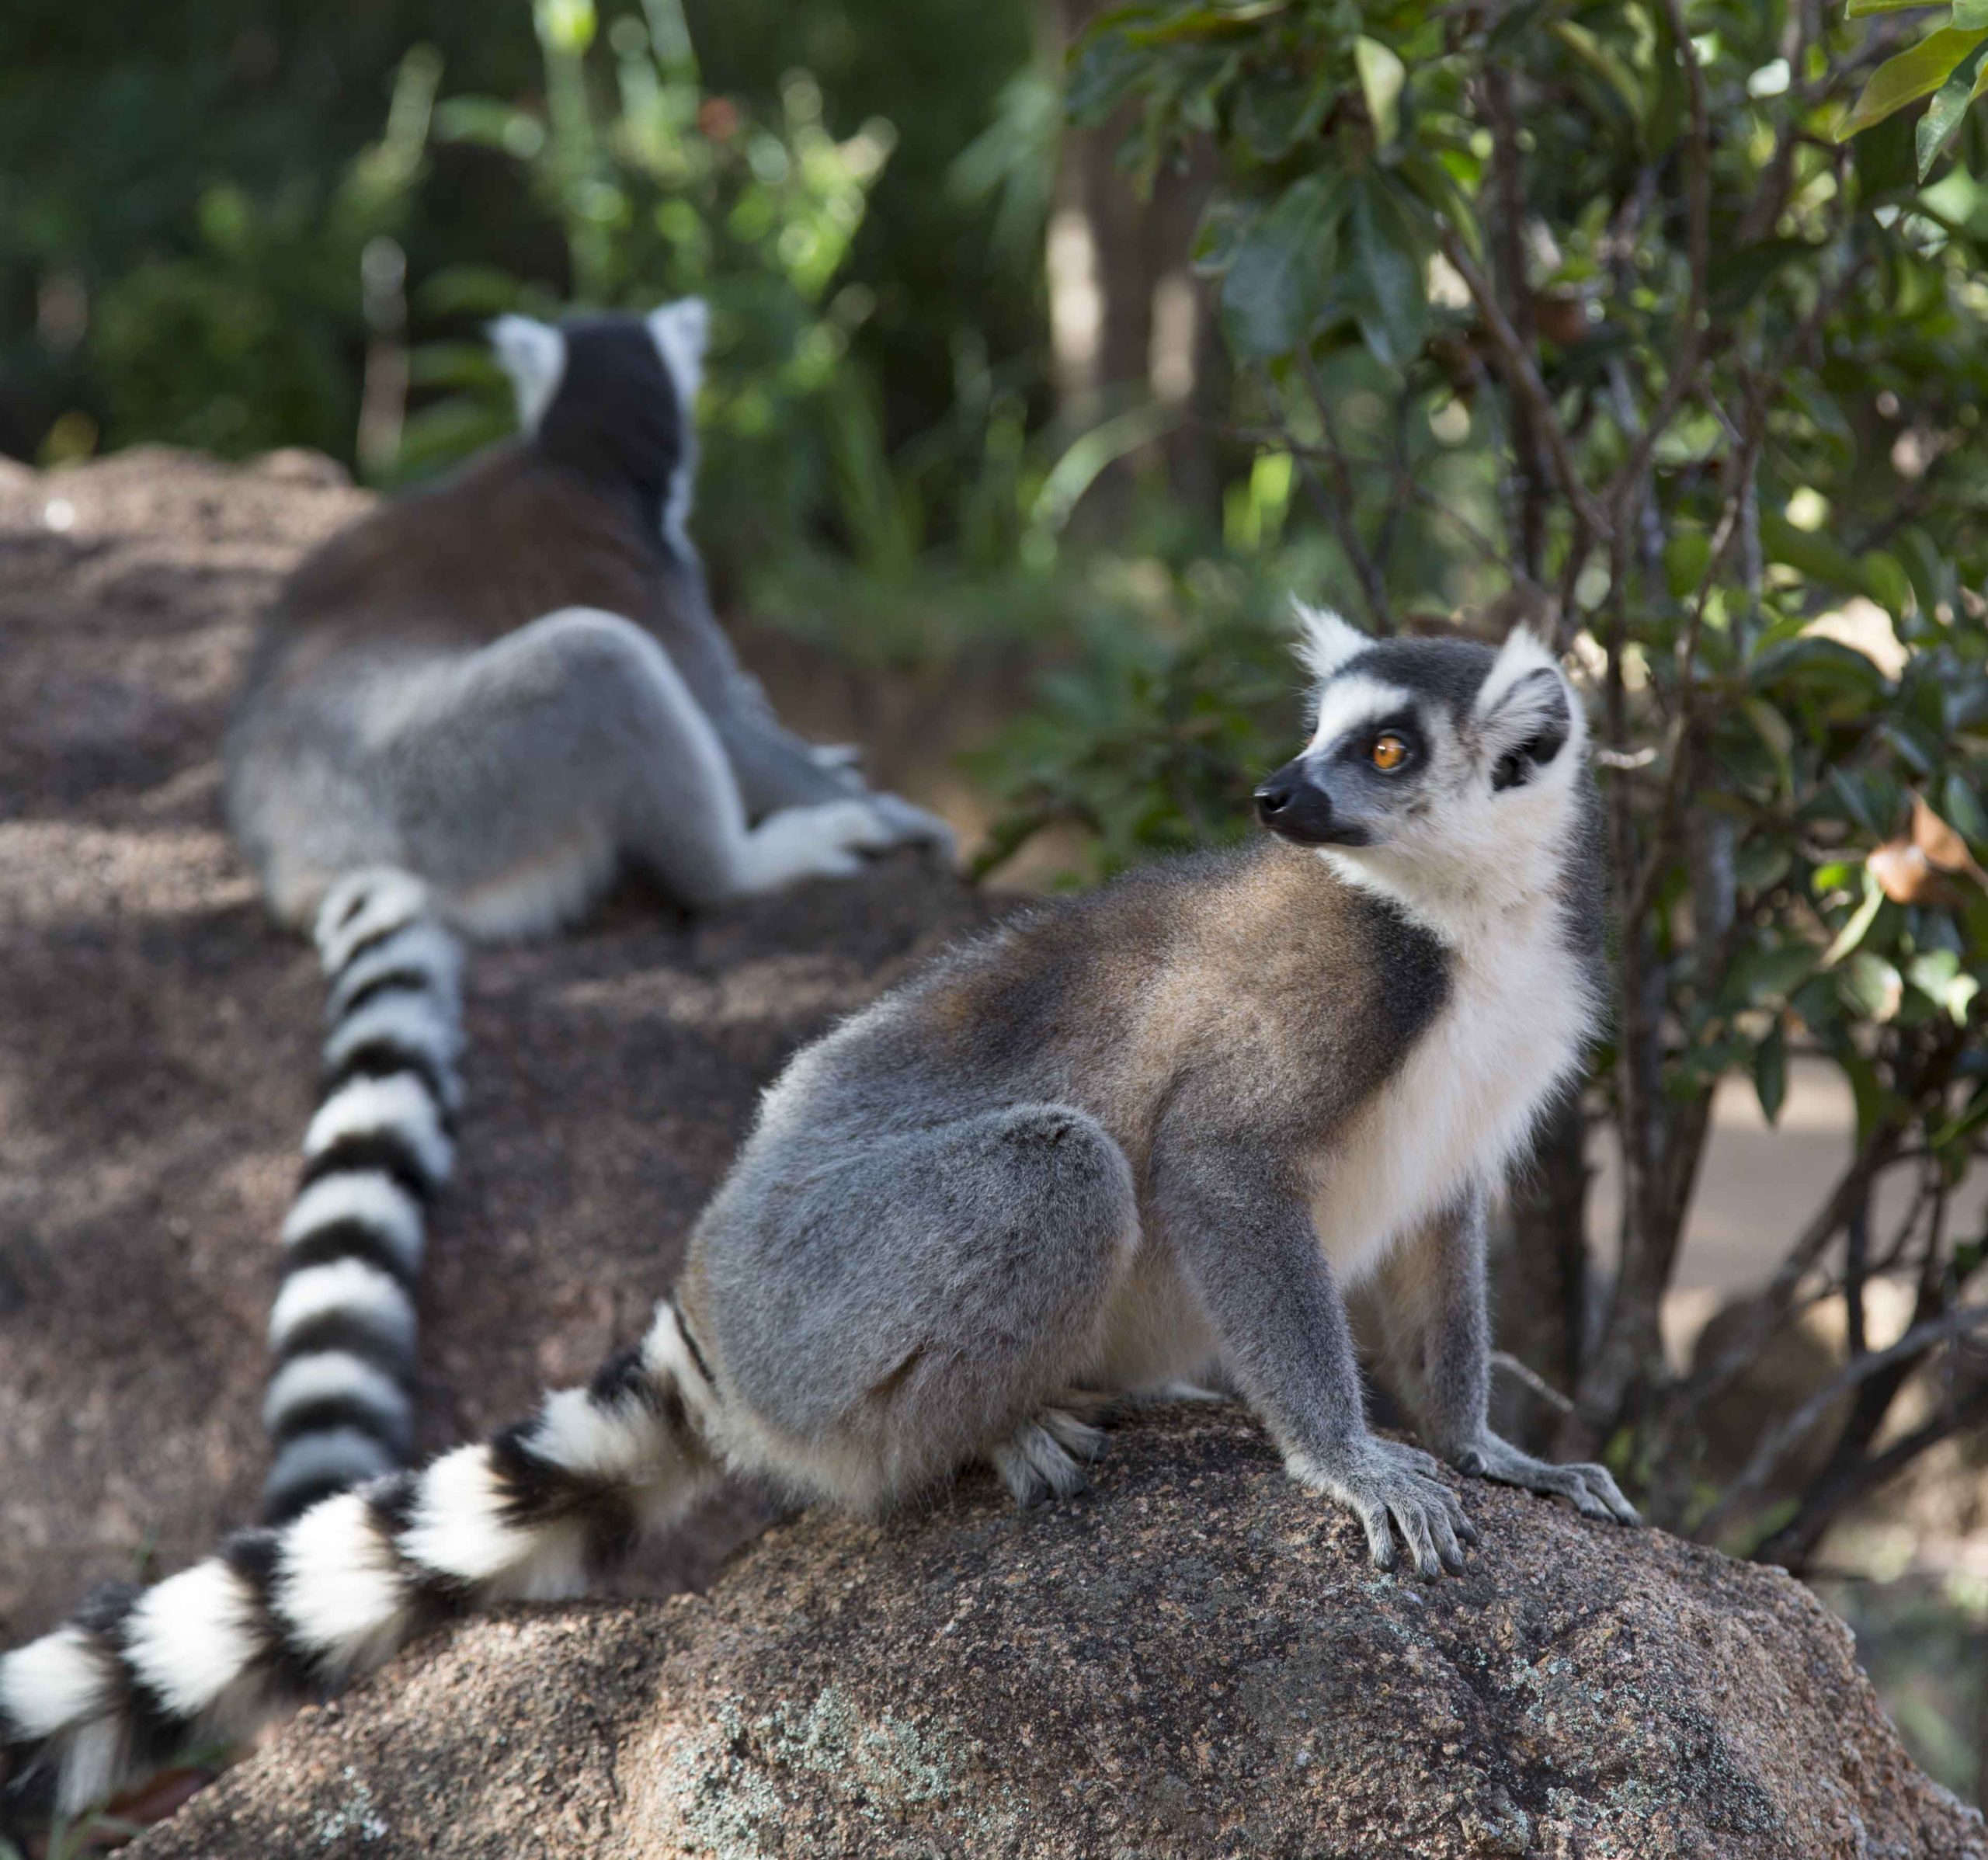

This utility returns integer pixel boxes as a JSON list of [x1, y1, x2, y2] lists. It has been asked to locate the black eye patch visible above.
[[1333, 711, 1423, 772]]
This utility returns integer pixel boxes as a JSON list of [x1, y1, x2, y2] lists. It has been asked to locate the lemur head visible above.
[[1255, 602, 1590, 925], [487, 300, 709, 560]]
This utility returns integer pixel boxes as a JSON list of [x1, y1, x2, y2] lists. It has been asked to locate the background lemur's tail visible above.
[[260, 871, 466, 1524], [0, 1299, 719, 1813]]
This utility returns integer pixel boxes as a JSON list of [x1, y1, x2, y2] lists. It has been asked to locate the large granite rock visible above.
[[128, 1405, 1984, 1860], [0, 447, 990, 1642]]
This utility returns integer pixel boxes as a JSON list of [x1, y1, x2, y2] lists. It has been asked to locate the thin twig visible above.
[[1291, 350, 1397, 632], [1435, 224, 1614, 544], [1663, 1121, 1904, 1429], [1491, 1350, 1576, 1416], [1609, 0, 1711, 543], [1697, 1304, 1988, 1538]]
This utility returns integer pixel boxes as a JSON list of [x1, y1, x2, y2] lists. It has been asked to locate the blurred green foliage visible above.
[[1, 0, 1040, 585]]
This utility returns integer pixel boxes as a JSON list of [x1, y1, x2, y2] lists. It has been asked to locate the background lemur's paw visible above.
[[1454, 1434, 1641, 1526], [1301, 1437, 1478, 1578], [801, 798, 901, 873], [990, 1405, 1109, 1506], [863, 792, 958, 865]]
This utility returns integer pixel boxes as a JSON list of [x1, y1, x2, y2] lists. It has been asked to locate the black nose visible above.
[[1254, 781, 1304, 826], [1255, 759, 1362, 846]]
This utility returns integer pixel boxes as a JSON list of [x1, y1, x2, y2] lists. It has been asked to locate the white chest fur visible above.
[[1306, 897, 1591, 1285]]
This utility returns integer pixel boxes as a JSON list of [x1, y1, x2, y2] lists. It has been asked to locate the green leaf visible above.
[[1066, 28, 1149, 126], [1354, 37, 1406, 146], [1861, 550, 1915, 619], [1746, 940, 1818, 1004], [1665, 528, 1712, 600], [1755, 1021, 1788, 1125], [1234, 70, 1335, 160], [1837, 1044, 1894, 1142], [1217, 174, 1348, 360], [1549, 20, 1646, 124], [1848, 0, 1952, 12], [1823, 875, 1886, 966], [1917, 44, 1988, 179], [1837, 28, 1986, 141], [1743, 698, 1795, 795], [1760, 509, 1868, 596], [1839, 951, 1906, 1021], [1343, 177, 1430, 371], [1942, 772, 1988, 849], [1959, 0, 1988, 29]]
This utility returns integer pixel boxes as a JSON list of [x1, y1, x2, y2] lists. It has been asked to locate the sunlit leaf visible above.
[[1823, 876, 1886, 966], [1354, 37, 1406, 145], [1839, 951, 1905, 1021], [1837, 28, 1985, 141], [1916, 44, 1988, 179]]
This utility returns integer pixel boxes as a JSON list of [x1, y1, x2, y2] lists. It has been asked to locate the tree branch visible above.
[[1277, 356, 1396, 633], [1435, 223, 1614, 544], [1696, 1304, 1988, 1542]]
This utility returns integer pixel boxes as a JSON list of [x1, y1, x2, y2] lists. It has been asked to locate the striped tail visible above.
[[0, 1300, 719, 1815], [262, 870, 466, 1524]]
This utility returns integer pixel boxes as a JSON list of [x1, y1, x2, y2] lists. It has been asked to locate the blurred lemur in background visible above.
[[5, 606, 1639, 1814], [224, 300, 953, 1523]]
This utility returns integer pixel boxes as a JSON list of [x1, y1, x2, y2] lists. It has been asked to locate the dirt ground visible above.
[[0, 447, 992, 1646]]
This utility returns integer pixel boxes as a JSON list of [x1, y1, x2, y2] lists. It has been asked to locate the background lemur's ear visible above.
[[1291, 599, 1368, 682], [1475, 626, 1574, 792], [488, 315, 566, 434], [647, 298, 710, 408]]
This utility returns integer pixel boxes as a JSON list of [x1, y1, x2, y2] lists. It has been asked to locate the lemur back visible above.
[[221, 303, 953, 1519], [3, 610, 1637, 1817]]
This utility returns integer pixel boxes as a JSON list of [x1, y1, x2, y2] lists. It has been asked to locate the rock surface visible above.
[[0, 448, 991, 1641], [126, 1405, 1983, 1860]]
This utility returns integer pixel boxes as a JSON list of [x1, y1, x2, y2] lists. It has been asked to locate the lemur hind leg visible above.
[[704, 1104, 1141, 1511], [371, 607, 896, 936]]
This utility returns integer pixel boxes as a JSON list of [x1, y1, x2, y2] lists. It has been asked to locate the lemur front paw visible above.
[[1451, 1433, 1641, 1526], [1298, 1435, 1479, 1577]]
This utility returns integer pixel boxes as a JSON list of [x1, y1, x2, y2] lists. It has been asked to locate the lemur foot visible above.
[[1451, 1433, 1641, 1526], [1298, 1435, 1479, 1578], [864, 791, 958, 865], [990, 1401, 1111, 1507]]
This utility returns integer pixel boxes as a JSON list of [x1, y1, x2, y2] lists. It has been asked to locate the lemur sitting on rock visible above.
[[2, 603, 1635, 1813], [224, 301, 952, 1523]]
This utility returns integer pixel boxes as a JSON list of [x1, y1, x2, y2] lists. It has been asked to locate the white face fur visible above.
[[1288, 600, 1590, 939]]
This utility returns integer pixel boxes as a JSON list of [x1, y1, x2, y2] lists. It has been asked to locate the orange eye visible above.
[[1370, 732, 1409, 771]]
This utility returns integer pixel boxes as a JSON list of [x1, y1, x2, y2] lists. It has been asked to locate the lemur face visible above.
[[488, 300, 709, 558], [1256, 603, 1585, 900]]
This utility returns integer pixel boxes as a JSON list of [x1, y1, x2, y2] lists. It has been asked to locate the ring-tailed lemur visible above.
[[227, 301, 954, 1522], [2, 607, 1638, 1813]]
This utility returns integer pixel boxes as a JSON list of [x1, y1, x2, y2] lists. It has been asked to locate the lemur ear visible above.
[[1475, 626, 1575, 792], [488, 315, 566, 434], [1291, 599, 1369, 682], [647, 297, 709, 407]]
